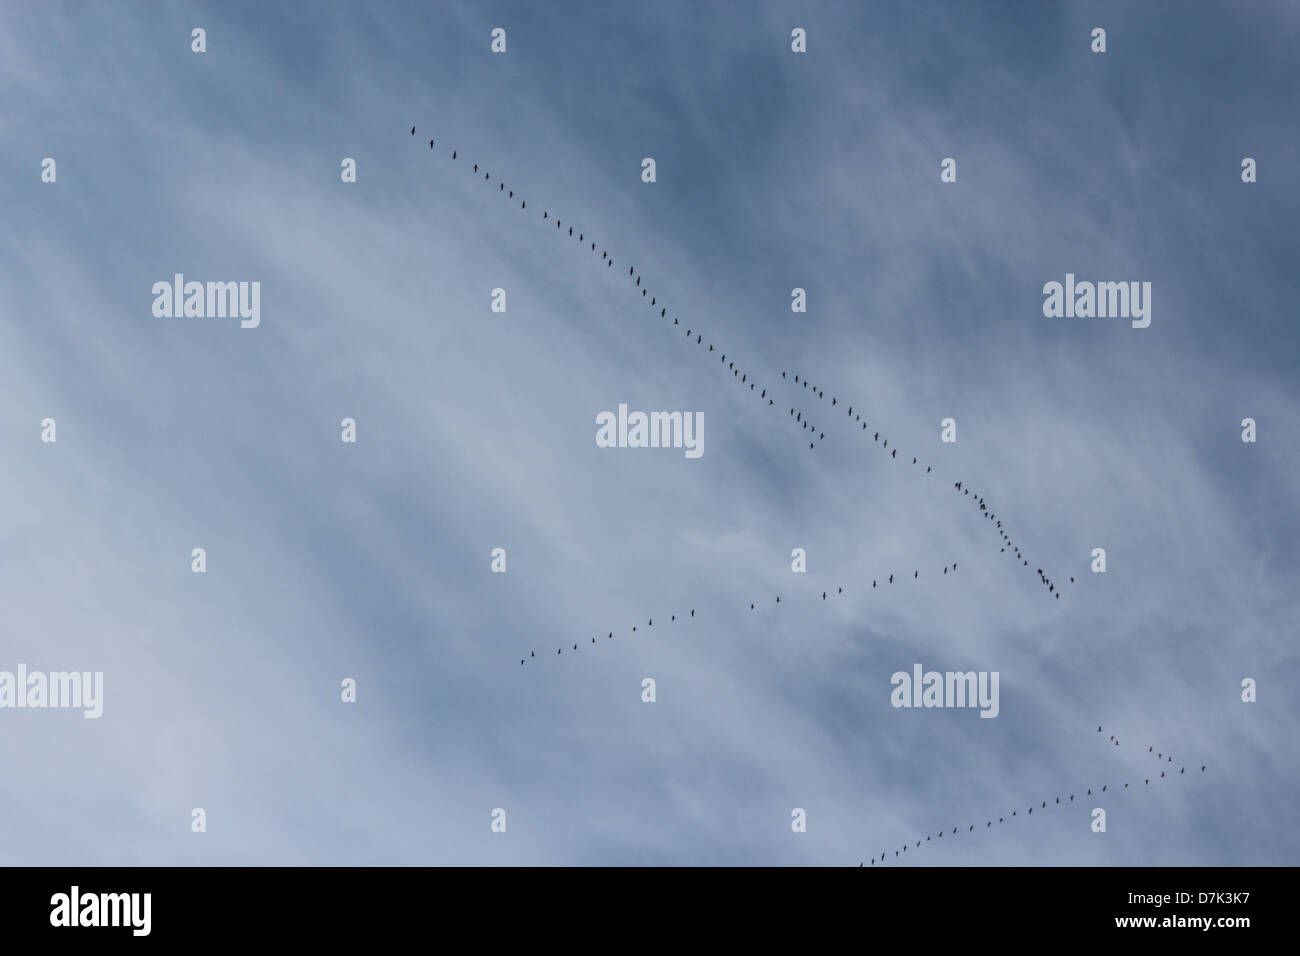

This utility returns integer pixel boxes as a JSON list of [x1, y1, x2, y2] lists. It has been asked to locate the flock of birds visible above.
[[410, 127, 1190, 864], [413, 127, 824, 451], [517, 561, 960, 665], [862, 726, 1208, 865], [411, 125, 1066, 603], [782, 370, 1068, 599]]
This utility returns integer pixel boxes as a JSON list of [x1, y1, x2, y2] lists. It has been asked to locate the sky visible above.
[[1, 0, 1297, 865]]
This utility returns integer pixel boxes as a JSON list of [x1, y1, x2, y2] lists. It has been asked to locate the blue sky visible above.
[[1, 0, 1297, 864]]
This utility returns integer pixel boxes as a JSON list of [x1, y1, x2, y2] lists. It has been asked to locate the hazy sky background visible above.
[[1, 0, 1297, 865]]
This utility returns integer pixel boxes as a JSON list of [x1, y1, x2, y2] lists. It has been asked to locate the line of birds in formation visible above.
[[861, 725, 1207, 865], [414, 126, 837, 455], [780, 370, 1066, 600], [414, 126, 1065, 602], [518, 561, 963, 665]]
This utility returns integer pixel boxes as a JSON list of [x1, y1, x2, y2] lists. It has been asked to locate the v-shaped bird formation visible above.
[[412, 126, 1066, 602], [780, 370, 1066, 599], [863, 725, 1207, 865], [411, 125, 1212, 867]]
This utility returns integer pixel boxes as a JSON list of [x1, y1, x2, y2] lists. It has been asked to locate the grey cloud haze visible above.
[[1, 1, 1297, 865]]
